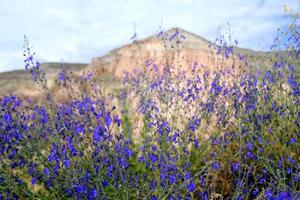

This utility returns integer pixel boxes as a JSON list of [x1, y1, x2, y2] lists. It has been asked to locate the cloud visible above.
[[0, 0, 298, 72]]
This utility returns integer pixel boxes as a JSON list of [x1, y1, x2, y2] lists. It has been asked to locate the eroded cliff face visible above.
[[82, 28, 241, 78]]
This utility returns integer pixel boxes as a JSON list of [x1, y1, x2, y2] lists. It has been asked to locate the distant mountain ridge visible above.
[[0, 63, 87, 95]]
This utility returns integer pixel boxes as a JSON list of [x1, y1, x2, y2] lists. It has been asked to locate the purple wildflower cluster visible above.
[[1, 19, 300, 200]]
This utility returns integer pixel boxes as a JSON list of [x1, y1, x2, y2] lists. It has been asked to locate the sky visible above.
[[0, 0, 299, 72]]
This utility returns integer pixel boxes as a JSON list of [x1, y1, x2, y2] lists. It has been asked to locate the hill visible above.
[[85, 28, 274, 78], [0, 63, 87, 95]]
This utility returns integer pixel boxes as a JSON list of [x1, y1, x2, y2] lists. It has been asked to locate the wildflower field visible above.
[[1, 8, 300, 200]]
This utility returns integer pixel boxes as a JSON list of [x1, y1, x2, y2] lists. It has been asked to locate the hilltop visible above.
[[85, 27, 273, 78]]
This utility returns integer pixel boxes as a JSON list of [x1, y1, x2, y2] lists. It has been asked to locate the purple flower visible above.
[[225, 46, 233, 59], [169, 174, 176, 184], [288, 75, 297, 88], [4, 113, 11, 124], [82, 71, 93, 81], [278, 191, 292, 200], [75, 184, 86, 193], [194, 139, 199, 148], [231, 162, 240, 172], [150, 180, 156, 190], [185, 172, 191, 180], [119, 157, 128, 168], [151, 195, 158, 200], [152, 145, 157, 151], [93, 126, 102, 142], [125, 147, 133, 157], [252, 188, 259, 197], [187, 181, 195, 193], [212, 161, 220, 170], [57, 70, 66, 81], [104, 113, 112, 127], [148, 153, 158, 163], [64, 159, 70, 168], [264, 189, 274, 200], [102, 180, 108, 187], [89, 189, 97, 199], [199, 176, 205, 186], [189, 118, 201, 132], [288, 157, 295, 166], [138, 155, 146, 163], [114, 114, 121, 126], [31, 177, 36, 185], [290, 137, 296, 144], [44, 167, 50, 176]]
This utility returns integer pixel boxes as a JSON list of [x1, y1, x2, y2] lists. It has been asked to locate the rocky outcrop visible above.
[[82, 28, 239, 78]]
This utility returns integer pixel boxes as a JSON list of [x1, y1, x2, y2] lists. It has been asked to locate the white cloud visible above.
[[0, 0, 299, 72]]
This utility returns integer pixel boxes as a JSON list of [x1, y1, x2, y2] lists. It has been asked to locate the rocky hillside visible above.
[[84, 28, 271, 78]]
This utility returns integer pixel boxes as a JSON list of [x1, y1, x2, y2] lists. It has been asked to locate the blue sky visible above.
[[0, 0, 299, 72]]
